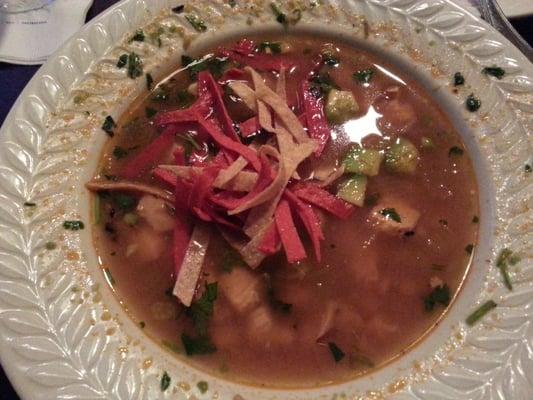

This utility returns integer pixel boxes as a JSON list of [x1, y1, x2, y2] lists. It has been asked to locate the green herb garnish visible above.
[[63, 220, 84, 231], [258, 41, 282, 54], [112, 146, 128, 160], [171, 5, 184, 13], [354, 69, 374, 84], [185, 14, 207, 32], [127, 52, 143, 79], [525, 164, 531, 173], [181, 333, 217, 356], [424, 284, 450, 311], [465, 93, 481, 112], [131, 30, 145, 42], [472, 216, 479, 223], [139, 321, 146, 328], [160, 371, 171, 391], [322, 52, 339, 67], [465, 244, 474, 254], [101, 115, 116, 137], [482, 66, 505, 79], [309, 73, 338, 98], [112, 194, 137, 211], [448, 146, 464, 157], [379, 208, 401, 223], [176, 89, 195, 108], [453, 72, 465, 86], [466, 300, 497, 326], [181, 54, 228, 81], [146, 73, 154, 90], [45, 241, 57, 250], [496, 248, 520, 291], [270, 3, 287, 25], [117, 54, 128, 68], [328, 342, 345, 362], [197, 381, 209, 394], [186, 282, 218, 335], [23, 202, 36, 207]]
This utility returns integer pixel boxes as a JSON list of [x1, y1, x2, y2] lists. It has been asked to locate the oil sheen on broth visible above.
[[91, 35, 478, 387]]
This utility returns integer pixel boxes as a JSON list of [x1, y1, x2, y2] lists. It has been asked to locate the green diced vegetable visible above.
[[465, 93, 481, 112], [424, 284, 450, 311], [63, 220, 84, 231], [160, 371, 171, 391], [185, 14, 207, 32], [385, 138, 419, 174], [482, 66, 505, 79], [453, 72, 465, 86], [328, 342, 345, 362], [123, 213, 139, 226], [325, 89, 359, 124], [131, 30, 145, 42], [197, 381, 209, 394], [337, 175, 367, 207], [466, 300, 497, 326], [342, 145, 383, 176]]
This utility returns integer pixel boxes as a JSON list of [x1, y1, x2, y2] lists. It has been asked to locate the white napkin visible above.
[[0, 0, 93, 65]]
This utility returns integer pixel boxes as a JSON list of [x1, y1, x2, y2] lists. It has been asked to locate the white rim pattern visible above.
[[0, 1, 531, 399]]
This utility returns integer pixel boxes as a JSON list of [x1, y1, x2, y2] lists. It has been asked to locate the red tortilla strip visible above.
[[285, 190, 324, 262], [153, 167, 178, 188], [173, 146, 186, 165], [121, 126, 177, 179], [218, 68, 247, 85], [293, 183, 354, 219], [198, 71, 238, 140], [258, 222, 281, 255], [301, 81, 330, 156], [239, 116, 261, 137], [187, 166, 220, 218], [275, 199, 307, 263], [155, 89, 212, 127], [196, 115, 261, 171]]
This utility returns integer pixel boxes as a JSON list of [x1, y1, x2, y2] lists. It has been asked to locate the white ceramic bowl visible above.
[[0, 1, 531, 399]]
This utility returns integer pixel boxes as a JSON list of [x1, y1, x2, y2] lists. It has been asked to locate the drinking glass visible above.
[[0, 0, 54, 13]]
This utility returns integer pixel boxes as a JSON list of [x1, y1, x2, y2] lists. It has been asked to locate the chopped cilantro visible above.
[[181, 333, 216, 356], [145, 107, 157, 118], [322, 52, 339, 67], [309, 73, 338, 98], [466, 300, 497, 326], [160, 371, 171, 391], [482, 66, 505, 79], [465, 93, 481, 112], [453, 72, 465, 86], [171, 5, 184, 13], [131, 30, 145, 42], [112, 194, 137, 211], [185, 14, 207, 32], [197, 381, 209, 394], [258, 41, 282, 54], [63, 220, 84, 231], [353, 69, 374, 84], [117, 54, 128, 68], [525, 164, 532, 173], [228, 0, 236, 7], [379, 208, 401, 223], [328, 342, 345, 362], [23, 202, 36, 207], [101, 115, 116, 137], [139, 321, 146, 328], [176, 89, 195, 109], [270, 3, 287, 25], [472, 215, 479, 223], [186, 282, 218, 335], [424, 284, 450, 311], [146, 73, 154, 90], [221, 249, 245, 273], [496, 248, 520, 291], [127, 52, 143, 79], [181, 54, 228, 81], [45, 241, 57, 250], [112, 146, 128, 160], [448, 146, 464, 157], [465, 244, 474, 254]]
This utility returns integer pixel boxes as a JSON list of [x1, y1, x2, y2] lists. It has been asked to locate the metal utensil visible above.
[[469, 0, 533, 62]]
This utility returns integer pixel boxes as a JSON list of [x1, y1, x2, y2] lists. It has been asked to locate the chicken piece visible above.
[[370, 197, 420, 235], [136, 195, 175, 233], [219, 268, 263, 314], [247, 306, 295, 348]]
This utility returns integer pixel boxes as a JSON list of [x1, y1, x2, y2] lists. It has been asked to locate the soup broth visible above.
[[90, 34, 478, 387]]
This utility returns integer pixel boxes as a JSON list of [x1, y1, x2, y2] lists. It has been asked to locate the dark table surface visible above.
[[0, 1, 532, 398]]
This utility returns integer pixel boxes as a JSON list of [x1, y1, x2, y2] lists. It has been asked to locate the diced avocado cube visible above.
[[325, 89, 359, 124], [337, 175, 367, 207], [385, 138, 419, 174], [342, 145, 384, 176]]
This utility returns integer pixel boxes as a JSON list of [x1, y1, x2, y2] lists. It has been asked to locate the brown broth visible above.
[[92, 34, 478, 387]]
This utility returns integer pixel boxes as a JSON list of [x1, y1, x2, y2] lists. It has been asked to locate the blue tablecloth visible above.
[[0, 1, 531, 398]]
